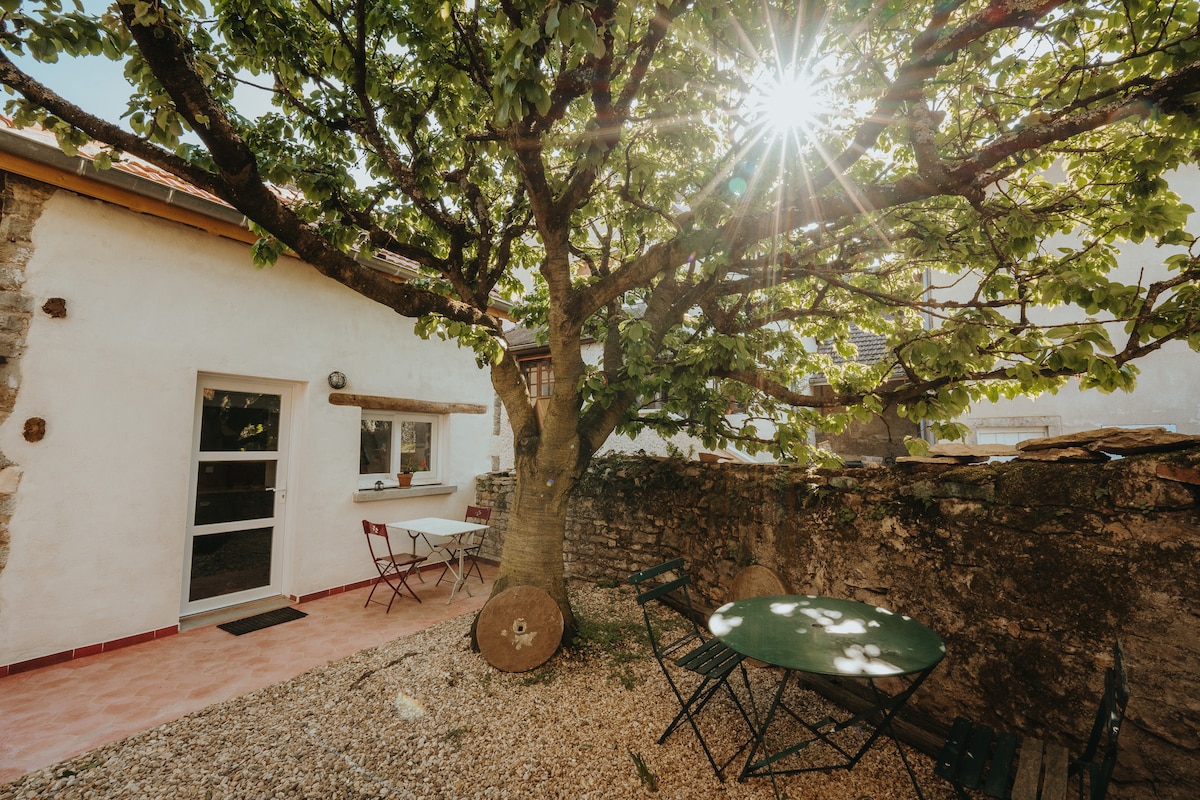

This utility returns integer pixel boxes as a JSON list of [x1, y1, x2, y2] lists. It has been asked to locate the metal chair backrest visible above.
[[1076, 640, 1131, 800], [628, 558, 705, 661], [362, 519, 426, 610], [362, 519, 395, 563], [465, 505, 491, 525], [462, 506, 491, 550], [628, 557, 753, 781]]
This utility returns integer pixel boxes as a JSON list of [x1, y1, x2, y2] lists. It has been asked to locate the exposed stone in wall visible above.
[[477, 446, 1200, 800], [0, 174, 54, 577], [472, 475, 513, 565]]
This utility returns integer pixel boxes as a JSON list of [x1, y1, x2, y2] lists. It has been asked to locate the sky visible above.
[[9, 1, 128, 123], [12, 44, 131, 125], [8, 2, 273, 135]]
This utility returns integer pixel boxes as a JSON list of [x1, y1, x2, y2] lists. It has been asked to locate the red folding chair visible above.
[[362, 520, 427, 611], [436, 506, 492, 586]]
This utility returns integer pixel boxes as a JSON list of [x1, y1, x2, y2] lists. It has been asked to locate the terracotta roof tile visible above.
[[1, 115, 229, 206]]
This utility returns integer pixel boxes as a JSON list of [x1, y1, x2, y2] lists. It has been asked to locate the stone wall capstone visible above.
[[476, 446, 1200, 800]]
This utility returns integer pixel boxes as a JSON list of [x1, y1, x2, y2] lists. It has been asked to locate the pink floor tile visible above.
[[0, 565, 494, 783]]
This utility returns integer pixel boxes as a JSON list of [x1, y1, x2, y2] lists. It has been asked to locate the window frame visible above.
[[359, 410, 442, 489], [521, 356, 554, 400]]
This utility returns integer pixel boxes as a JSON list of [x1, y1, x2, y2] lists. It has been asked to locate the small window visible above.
[[521, 357, 554, 399], [360, 412, 440, 487], [638, 389, 668, 412], [521, 356, 554, 426]]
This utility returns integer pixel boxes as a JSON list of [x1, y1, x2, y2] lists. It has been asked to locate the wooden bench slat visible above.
[[956, 723, 997, 789], [937, 641, 1128, 800], [982, 730, 1019, 798], [1011, 736, 1044, 800], [1041, 743, 1070, 800]]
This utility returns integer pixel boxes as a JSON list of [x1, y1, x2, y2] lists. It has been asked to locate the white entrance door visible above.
[[182, 377, 292, 616]]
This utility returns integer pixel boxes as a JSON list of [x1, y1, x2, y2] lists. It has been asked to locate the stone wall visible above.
[[0, 175, 53, 578], [476, 447, 1200, 799]]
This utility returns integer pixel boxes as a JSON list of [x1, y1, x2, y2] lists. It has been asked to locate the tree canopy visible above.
[[4, 0, 1200, 456], [4, 0, 1200, 618]]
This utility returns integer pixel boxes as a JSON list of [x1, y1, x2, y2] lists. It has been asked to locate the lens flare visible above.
[[748, 64, 831, 139]]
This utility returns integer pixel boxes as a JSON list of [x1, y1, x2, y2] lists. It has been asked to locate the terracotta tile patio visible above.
[[0, 564, 496, 784]]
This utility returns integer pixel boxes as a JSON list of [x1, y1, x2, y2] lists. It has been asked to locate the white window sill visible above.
[[353, 484, 458, 502]]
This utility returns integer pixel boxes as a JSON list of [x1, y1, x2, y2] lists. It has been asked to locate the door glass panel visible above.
[[194, 460, 276, 525], [199, 389, 281, 452], [188, 528, 273, 601]]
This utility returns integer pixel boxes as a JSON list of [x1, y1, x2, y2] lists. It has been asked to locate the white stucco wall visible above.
[[956, 340, 1200, 439], [0, 189, 494, 665]]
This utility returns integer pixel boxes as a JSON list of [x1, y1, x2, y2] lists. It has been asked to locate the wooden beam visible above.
[[329, 393, 487, 415]]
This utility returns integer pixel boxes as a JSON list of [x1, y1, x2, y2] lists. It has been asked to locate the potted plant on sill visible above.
[[397, 460, 425, 487]]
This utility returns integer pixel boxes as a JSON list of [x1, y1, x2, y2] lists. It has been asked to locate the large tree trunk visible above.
[[477, 301, 595, 646], [489, 459, 578, 644], [474, 353, 591, 645]]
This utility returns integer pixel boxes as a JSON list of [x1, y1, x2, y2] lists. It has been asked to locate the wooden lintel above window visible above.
[[329, 393, 487, 415]]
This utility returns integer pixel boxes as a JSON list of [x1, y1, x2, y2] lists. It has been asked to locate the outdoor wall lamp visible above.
[[327, 371, 347, 389]]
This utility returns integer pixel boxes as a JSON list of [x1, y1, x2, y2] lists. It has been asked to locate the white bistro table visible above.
[[387, 517, 489, 604]]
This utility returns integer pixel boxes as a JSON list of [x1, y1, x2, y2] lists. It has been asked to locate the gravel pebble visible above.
[[2, 584, 954, 800]]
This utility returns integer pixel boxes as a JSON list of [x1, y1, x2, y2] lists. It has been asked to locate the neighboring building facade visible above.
[[493, 165, 1200, 467], [952, 167, 1200, 444], [953, 340, 1200, 445], [808, 325, 1200, 460], [0, 122, 496, 674], [808, 329, 920, 462], [489, 326, 773, 470], [811, 168, 1200, 456]]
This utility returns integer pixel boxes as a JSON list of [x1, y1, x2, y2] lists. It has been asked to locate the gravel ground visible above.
[[2, 584, 954, 800]]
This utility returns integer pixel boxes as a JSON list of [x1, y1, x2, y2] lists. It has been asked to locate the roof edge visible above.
[[0, 125, 513, 315]]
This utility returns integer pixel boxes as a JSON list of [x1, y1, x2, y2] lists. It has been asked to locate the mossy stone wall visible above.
[[477, 448, 1200, 800]]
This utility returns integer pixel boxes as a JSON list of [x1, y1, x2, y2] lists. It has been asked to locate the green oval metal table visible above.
[[710, 595, 946, 798]]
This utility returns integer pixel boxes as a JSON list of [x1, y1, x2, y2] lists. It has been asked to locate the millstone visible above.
[[477, 585, 563, 672], [728, 565, 790, 668], [729, 564, 790, 602]]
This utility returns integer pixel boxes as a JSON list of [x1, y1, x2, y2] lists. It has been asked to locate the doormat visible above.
[[218, 607, 307, 636]]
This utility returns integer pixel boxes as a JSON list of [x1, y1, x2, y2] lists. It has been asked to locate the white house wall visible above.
[[0, 189, 494, 667], [955, 339, 1200, 439], [954, 166, 1200, 439]]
